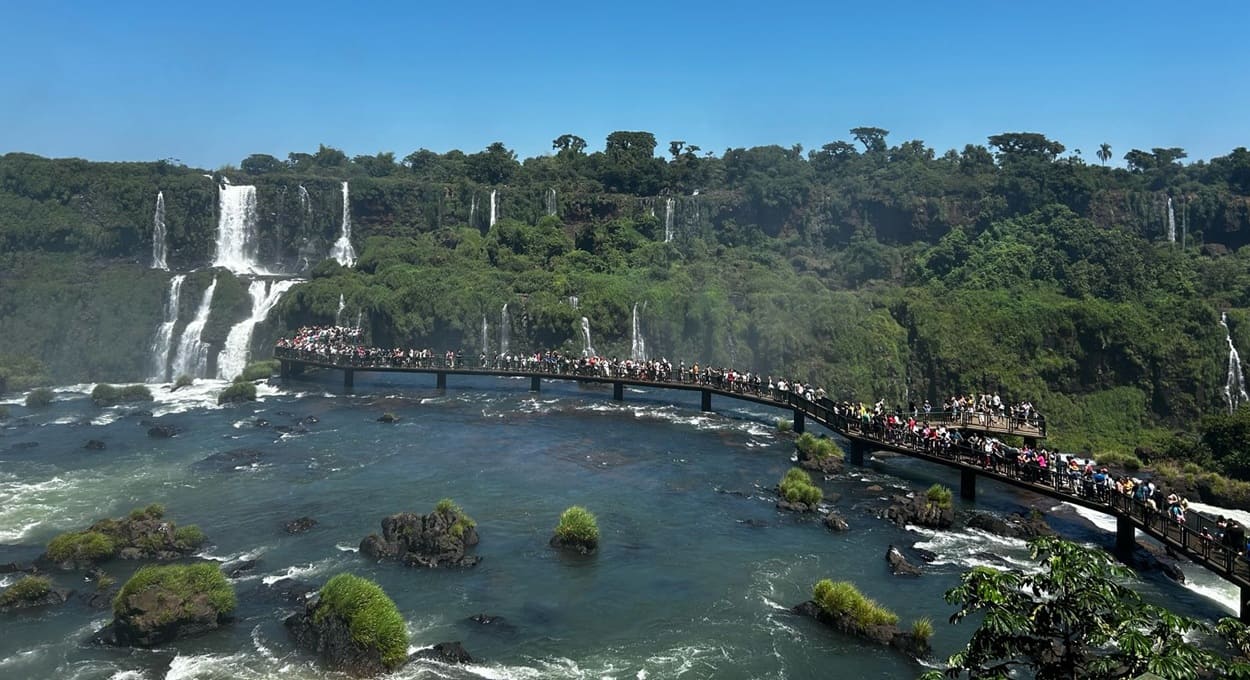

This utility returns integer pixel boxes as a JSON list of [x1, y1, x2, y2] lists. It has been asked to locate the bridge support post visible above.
[[613, 382, 623, 401], [436, 372, 446, 389], [960, 468, 976, 501], [1115, 514, 1137, 556], [847, 440, 867, 466], [343, 369, 354, 393], [280, 360, 290, 379], [530, 376, 541, 392], [701, 389, 712, 412], [793, 410, 805, 434], [1242, 587, 1250, 624]]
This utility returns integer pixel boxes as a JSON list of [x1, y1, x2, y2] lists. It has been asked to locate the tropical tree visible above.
[[1097, 142, 1112, 166]]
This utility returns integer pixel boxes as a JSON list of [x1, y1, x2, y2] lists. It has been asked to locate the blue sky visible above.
[[1, 0, 1246, 168]]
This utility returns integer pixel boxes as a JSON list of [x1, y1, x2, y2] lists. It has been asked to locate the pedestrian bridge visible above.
[[275, 349, 1250, 620]]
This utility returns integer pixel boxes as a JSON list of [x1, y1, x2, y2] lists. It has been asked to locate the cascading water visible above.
[[170, 277, 218, 379], [330, 181, 357, 267], [546, 188, 557, 217], [1167, 197, 1177, 244], [630, 302, 647, 361], [490, 190, 498, 227], [469, 195, 478, 227], [149, 274, 185, 381], [580, 317, 596, 357], [481, 315, 489, 354], [214, 184, 266, 274], [216, 279, 299, 380], [336, 294, 346, 325], [500, 303, 511, 354], [298, 185, 311, 219], [1221, 313, 1249, 413], [664, 197, 675, 243], [568, 296, 579, 310], [151, 191, 168, 270]]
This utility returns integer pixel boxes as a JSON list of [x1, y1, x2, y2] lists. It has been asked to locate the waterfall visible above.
[[489, 190, 498, 227], [546, 188, 557, 217], [568, 295, 579, 310], [499, 304, 511, 355], [330, 181, 357, 267], [149, 274, 185, 381], [170, 277, 218, 379], [1221, 313, 1250, 414], [580, 317, 596, 357], [664, 198, 675, 243], [1167, 197, 1177, 244], [214, 184, 265, 274], [481, 315, 489, 354], [336, 294, 345, 325], [630, 302, 647, 361], [151, 191, 168, 270], [469, 194, 478, 227], [298, 185, 311, 216], [217, 279, 299, 380]]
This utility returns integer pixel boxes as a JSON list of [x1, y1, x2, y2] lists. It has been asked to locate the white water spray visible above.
[[217, 279, 299, 380], [214, 184, 264, 274], [469, 194, 478, 227], [631, 302, 647, 361], [1221, 313, 1249, 413], [481, 315, 489, 354], [330, 181, 357, 267], [1167, 197, 1177, 244], [500, 303, 511, 354], [664, 197, 675, 243], [580, 317, 596, 357], [149, 274, 185, 381], [152, 191, 168, 270], [336, 294, 345, 326], [546, 188, 557, 217], [489, 190, 498, 227], [568, 296, 579, 310], [170, 277, 218, 379]]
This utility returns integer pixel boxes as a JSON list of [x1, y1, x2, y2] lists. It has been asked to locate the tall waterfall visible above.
[[469, 194, 478, 227], [568, 295, 579, 310], [336, 294, 346, 325], [214, 184, 264, 274], [170, 277, 218, 379], [489, 190, 498, 227], [149, 274, 185, 381], [217, 279, 299, 380], [546, 188, 557, 217], [1221, 313, 1249, 413], [630, 302, 647, 361], [330, 181, 357, 267], [151, 191, 168, 270], [664, 198, 675, 242], [499, 303, 511, 355], [580, 317, 596, 357], [481, 315, 489, 354], [1167, 197, 1177, 244]]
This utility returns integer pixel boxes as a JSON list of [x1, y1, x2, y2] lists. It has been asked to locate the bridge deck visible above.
[[275, 351, 1250, 608]]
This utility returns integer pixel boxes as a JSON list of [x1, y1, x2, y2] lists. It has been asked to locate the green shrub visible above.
[[912, 617, 934, 641], [173, 525, 206, 548], [555, 506, 599, 544], [25, 387, 54, 408], [434, 499, 475, 539], [1096, 451, 1143, 472], [926, 484, 953, 509], [217, 381, 257, 404], [114, 563, 235, 623], [240, 359, 280, 382], [91, 383, 153, 406], [174, 374, 193, 389], [796, 432, 839, 459], [46, 530, 118, 563], [812, 579, 898, 628], [315, 573, 408, 670], [0, 575, 52, 606], [777, 418, 793, 432], [779, 467, 823, 505], [1182, 462, 1203, 475], [129, 503, 165, 521], [96, 574, 116, 591]]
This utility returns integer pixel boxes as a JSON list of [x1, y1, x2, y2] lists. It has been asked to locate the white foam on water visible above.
[[1061, 501, 1121, 534], [909, 525, 1038, 571], [147, 379, 284, 417], [0, 474, 74, 541], [334, 543, 359, 553], [109, 671, 150, 680], [261, 555, 343, 586], [1186, 500, 1250, 529]]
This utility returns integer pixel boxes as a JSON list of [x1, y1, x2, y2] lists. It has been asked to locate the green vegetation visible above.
[[1095, 451, 1143, 472], [776, 418, 793, 432], [434, 498, 476, 539], [239, 359, 280, 381], [174, 374, 193, 389], [114, 563, 236, 623], [173, 525, 206, 549], [811, 578, 899, 628], [795, 432, 839, 459], [217, 381, 257, 404], [554, 506, 599, 545], [46, 531, 118, 563], [25, 387, 53, 408], [779, 467, 823, 505], [0, 575, 52, 606], [923, 537, 1241, 679], [925, 484, 953, 510], [911, 617, 933, 642], [0, 354, 45, 395], [129, 503, 165, 521], [315, 573, 408, 670], [90, 383, 154, 406]]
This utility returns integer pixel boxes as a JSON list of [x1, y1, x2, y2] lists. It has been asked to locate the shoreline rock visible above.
[[411, 641, 473, 664], [965, 510, 1055, 540]]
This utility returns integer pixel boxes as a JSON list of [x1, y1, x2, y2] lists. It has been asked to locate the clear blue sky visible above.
[[2, 0, 1246, 168]]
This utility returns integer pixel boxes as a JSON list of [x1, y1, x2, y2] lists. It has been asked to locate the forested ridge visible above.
[[3, 129, 1250, 459]]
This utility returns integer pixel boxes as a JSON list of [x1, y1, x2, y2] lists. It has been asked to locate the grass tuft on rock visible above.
[[925, 484, 953, 510], [555, 506, 599, 545], [114, 563, 236, 623], [174, 525, 207, 549], [796, 432, 839, 459], [240, 359, 280, 382], [315, 573, 408, 670], [0, 575, 52, 606], [91, 383, 154, 407], [434, 499, 476, 539], [174, 374, 193, 389], [217, 381, 257, 405], [776, 418, 793, 432], [47, 530, 118, 563], [129, 503, 165, 521], [25, 387, 54, 408], [812, 578, 898, 628], [912, 616, 934, 641], [779, 467, 823, 505]]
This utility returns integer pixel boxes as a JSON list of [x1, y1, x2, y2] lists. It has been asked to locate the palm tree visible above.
[[1097, 143, 1112, 166]]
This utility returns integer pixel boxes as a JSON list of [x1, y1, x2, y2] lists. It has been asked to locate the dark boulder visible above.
[[823, 512, 849, 532], [146, 425, 178, 439], [792, 599, 930, 658], [359, 508, 480, 569], [376, 413, 400, 424], [966, 511, 1055, 540], [411, 641, 474, 665], [883, 494, 953, 530], [799, 454, 843, 475], [0, 585, 72, 612], [549, 533, 596, 555], [303, 415, 319, 425], [285, 596, 400, 677], [885, 545, 922, 576], [98, 565, 233, 647], [285, 516, 319, 534], [912, 548, 938, 563], [776, 500, 817, 513], [221, 559, 257, 578], [84, 439, 106, 451]]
